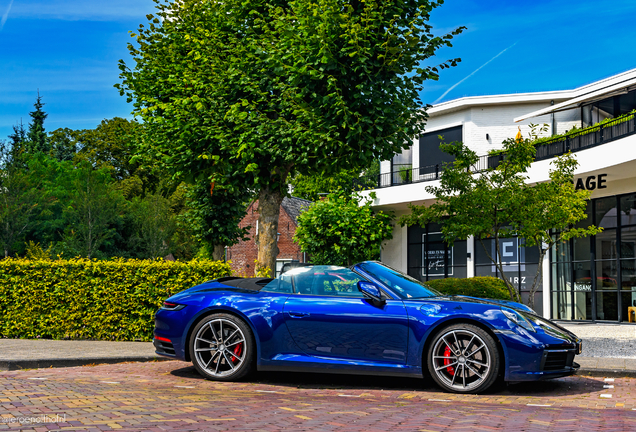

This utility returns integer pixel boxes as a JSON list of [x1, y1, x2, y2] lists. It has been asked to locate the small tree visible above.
[[400, 134, 601, 309], [295, 193, 393, 267]]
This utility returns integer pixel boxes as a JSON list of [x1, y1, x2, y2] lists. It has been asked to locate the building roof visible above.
[[281, 196, 313, 225], [428, 68, 636, 119]]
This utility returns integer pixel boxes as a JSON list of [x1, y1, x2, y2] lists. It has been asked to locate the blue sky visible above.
[[2, 0, 636, 139]]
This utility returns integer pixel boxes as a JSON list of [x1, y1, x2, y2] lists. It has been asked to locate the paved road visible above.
[[1, 361, 635, 431]]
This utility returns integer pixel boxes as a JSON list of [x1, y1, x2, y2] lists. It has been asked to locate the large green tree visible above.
[[0, 142, 46, 258], [117, 0, 463, 275], [400, 134, 601, 310], [128, 192, 177, 259], [56, 161, 126, 259], [290, 161, 380, 202], [74, 118, 142, 181], [48, 128, 78, 162]]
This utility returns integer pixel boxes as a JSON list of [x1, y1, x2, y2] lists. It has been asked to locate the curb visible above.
[[0, 356, 172, 371], [576, 368, 636, 379]]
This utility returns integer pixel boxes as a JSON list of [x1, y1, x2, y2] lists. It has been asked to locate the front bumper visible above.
[[496, 327, 582, 382]]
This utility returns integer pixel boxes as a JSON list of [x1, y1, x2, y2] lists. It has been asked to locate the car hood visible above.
[[422, 295, 535, 314]]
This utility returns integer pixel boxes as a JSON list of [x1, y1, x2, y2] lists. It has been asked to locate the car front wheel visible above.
[[427, 324, 500, 394], [189, 313, 255, 381]]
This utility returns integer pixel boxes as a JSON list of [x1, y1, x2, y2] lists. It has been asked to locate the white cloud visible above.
[[1, 0, 14, 31], [434, 42, 517, 103]]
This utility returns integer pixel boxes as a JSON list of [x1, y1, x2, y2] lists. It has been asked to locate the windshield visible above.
[[356, 262, 442, 299]]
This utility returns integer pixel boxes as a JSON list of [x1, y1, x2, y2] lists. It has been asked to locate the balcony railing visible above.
[[354, 112, 636, 191]]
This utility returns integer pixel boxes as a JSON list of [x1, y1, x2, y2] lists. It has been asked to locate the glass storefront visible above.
[[474, 236, 542, 315], [406, 195, 636, 323], [407, 223, 467, 281], [551, 193, 636, 322]]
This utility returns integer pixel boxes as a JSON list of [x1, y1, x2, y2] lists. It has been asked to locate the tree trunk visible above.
[[480, 237, 521, 304], [257, 187, 284, 278], [212, 244, 225, 261], [527, 242, 548, 311]]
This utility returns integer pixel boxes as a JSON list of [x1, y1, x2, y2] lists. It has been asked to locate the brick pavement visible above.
[[1, 360, 636, 431]]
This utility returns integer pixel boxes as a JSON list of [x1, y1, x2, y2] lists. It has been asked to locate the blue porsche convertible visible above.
[[153, 261, 581, 393]]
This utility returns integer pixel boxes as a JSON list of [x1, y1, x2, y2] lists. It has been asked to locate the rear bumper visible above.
[[153, 338, 177, 357]]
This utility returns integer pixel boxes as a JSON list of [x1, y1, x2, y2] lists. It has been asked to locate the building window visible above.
[[419, 126, 462, 173], [407, 223, 467, 281], [550, 193, 636, 322], [275, 259, 293, 278], [581, 89, 636, 128], [391, 147, 412, 185]]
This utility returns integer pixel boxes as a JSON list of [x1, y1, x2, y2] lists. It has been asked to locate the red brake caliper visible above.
[[443, 346, 455, 375], [231, 343, 243, 363]]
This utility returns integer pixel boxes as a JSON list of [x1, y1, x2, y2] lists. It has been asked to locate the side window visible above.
[[294, 271, 314, 295], [322, 275, 364, 298], [293, 267, 365, 298], [261, 274, 293, 293]]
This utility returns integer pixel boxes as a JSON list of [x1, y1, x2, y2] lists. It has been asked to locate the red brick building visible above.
[[227, 197, 312, 277]]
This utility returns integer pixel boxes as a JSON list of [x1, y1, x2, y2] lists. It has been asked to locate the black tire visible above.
[[426, 323, 500, 394], [189, 313, 255, 381]]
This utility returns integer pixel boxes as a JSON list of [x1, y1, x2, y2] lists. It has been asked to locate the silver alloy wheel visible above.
[[193, 318, 246, 378], [431, 329, 491, 392]]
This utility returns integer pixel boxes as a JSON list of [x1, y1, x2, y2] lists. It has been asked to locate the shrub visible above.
[[0, 258, 231, 341], [426, 277, 510, 300]]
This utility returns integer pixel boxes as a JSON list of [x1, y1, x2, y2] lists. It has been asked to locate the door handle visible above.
[[288, 311, 310, 318]]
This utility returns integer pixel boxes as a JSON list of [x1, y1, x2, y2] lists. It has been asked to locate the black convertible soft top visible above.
[[211, 276, 274, 291]]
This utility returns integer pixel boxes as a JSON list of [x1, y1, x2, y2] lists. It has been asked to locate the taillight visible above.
[[162, 301, 185, 311], [155, 336, 171, 343]]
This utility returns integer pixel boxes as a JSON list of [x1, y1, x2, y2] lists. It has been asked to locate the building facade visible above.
[[364, 69, 636, 323], [227, 197, 311, 277]]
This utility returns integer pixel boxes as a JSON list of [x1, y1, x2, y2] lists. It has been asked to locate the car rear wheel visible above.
[[189, 314, 255, 381], [427, 324, 500, 394]]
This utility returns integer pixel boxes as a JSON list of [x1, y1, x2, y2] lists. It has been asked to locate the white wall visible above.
[[380, 101, 581, 174], [368, 132, 636, 209], [381, 101, 584, 176], [381, 222, 406, 272]]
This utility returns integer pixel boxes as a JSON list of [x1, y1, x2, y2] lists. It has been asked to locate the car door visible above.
[[282, 266, 409, 364]]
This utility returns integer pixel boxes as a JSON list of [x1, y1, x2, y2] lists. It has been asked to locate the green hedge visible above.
[[426, 277, 510, 300], [0, 258, 231, 341]]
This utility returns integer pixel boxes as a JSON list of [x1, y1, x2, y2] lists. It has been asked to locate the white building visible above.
[[364, 68, 636, 323]]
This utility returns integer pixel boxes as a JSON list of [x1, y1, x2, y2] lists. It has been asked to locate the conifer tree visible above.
[[4, 121, 28, 168], [26, 93, 50, 154]]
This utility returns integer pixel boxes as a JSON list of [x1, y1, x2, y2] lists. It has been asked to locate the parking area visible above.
[[1, 360, 635, 431]]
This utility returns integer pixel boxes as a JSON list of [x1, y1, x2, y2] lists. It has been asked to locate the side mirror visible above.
[[357, 281, 383, 303]]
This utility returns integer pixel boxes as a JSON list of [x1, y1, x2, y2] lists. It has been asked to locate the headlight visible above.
[[501, 307, 536, 333], [523, 314, 572, 340]]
